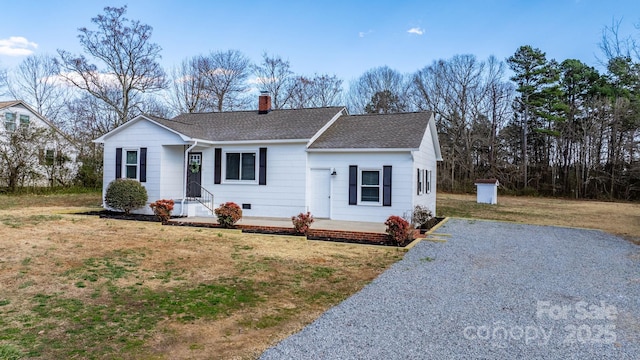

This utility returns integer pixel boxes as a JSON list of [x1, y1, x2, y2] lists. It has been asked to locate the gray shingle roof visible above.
[[308, 111, 434, 149], [152, 107, 345, 142]]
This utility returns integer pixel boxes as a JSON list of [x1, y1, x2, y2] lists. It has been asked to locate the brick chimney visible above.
[[258, 91, 271, 114]]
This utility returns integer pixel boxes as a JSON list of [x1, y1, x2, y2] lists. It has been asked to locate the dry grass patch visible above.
[[0, 202, 401, 359], [438, 193, 640, 243]]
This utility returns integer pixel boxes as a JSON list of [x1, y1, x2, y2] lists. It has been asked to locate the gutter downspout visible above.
[[180, 141, 198, 216]]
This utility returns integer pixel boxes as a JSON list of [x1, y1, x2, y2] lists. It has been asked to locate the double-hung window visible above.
[[125, 150, 138, 179], [417, 168, 425, 195], [225, 152, 256, 181], [4, 113, 16, 132], [360, 169, 381, 204], [19, 115, 30, 127]]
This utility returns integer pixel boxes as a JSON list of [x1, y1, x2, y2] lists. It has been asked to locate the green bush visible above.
[[74, 155, 103, 189], [214, 202, 242, 228], [104, 179, 148, 214]]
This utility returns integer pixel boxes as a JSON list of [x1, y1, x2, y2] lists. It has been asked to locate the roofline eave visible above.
[[306, 147, 417, 153]]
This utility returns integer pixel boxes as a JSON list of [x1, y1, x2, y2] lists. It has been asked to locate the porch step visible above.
[[184, 201, 213, 217]]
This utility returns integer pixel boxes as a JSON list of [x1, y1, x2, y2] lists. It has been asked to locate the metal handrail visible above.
[[186, 182, 214, 214]]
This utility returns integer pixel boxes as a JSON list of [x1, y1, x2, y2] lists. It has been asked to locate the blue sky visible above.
[[1, 0, 639, 82]]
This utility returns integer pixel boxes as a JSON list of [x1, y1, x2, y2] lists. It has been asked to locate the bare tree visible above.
[[0, 65, 7, 97], [201, 50, 251, 111], [169, 56, 210, 114], [289, 76, 314, 109], [308, 74, 343, 107], [483, 56, 514, 174], [252, 53, 295, 109], [289, 74, 343, 108], [57, 6, 166, 131], [598, 18, 638, 63], [5, 54, 69, 126], [347, 66, 409, 114]]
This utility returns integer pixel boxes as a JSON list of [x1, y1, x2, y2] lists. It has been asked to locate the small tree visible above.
[[104, 178, 148, 214], [214, 202, 242, 228]]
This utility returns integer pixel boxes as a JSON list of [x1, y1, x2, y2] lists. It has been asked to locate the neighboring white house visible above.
[[94, 94, 442, 223], [0, 100, 80, 188]]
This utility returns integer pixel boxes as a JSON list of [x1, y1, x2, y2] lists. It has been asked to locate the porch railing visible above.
[[186, 182, 215, 214]]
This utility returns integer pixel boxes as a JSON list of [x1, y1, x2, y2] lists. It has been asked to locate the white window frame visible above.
[[417, 168, 424, 195], [4, 112, 16, 132], [222, 149, 258, 184], [19, 114, 30, 128], [124, 148, 139, 180], [426, 169, 432, 194], [358, 168, 382, 206]]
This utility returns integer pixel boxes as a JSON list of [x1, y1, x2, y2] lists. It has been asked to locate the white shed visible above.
[[475, 179, 499, 204]]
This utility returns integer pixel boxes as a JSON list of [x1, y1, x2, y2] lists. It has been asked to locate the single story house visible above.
[[94, 94, 442, 223]]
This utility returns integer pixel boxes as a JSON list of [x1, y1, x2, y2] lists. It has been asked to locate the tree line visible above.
[[0, 6, 638, 200]]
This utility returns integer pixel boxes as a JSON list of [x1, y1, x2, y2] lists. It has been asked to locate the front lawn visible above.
[[0, 200, 402, 359]]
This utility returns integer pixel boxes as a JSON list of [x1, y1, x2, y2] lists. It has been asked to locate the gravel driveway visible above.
[[261, 219, 640, 359]]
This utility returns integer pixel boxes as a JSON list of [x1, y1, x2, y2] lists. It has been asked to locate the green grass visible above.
[[0, 246, 264, 358], [0, 344, 22, 360], [0, 189, 101, 209], [0, 215, 63, 228], [65, 249, 146, 283], [0, 279, 261, 359]]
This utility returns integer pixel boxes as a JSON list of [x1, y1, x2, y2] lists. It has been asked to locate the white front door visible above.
[[309, 169, 331, 218]]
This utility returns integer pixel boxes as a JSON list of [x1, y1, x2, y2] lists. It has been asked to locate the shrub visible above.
[[104, 178, 148, 214], [385, 215, 414, 246], [411, 205, 434, 228], [150, 199, 175, 224], [214, 202, 242, 228], [292, 211, 314, 235]]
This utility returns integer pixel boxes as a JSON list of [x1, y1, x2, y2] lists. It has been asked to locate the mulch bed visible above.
[[419, 217, 446, 234], [74, 210, 184, 222], [76, 210, 445, 247]]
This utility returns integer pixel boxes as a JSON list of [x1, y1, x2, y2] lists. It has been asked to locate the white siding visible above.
[[412, 121, 438, 216], [102, 119, 186, 214], [1, 103, 79, 187], [207, 143, 308, 218], [307, 151, 414, 223], [160, 145, 186, 200]]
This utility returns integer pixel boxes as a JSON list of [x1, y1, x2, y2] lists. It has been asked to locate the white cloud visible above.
[[359, 30, 373, 38], [407, 27, 424, 35], [248, 76, 277, 85], [0, 36, 38, 56]]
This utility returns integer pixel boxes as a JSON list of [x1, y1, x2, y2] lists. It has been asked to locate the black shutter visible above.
[[383, 166, 392, 206], [214, 148, 222, 184], [417, 168, 421, 195], [115, 148, 122, 178], [139, 148, 147, 182], [259, 147, 267, 185], [349, 165, 358, 205]]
